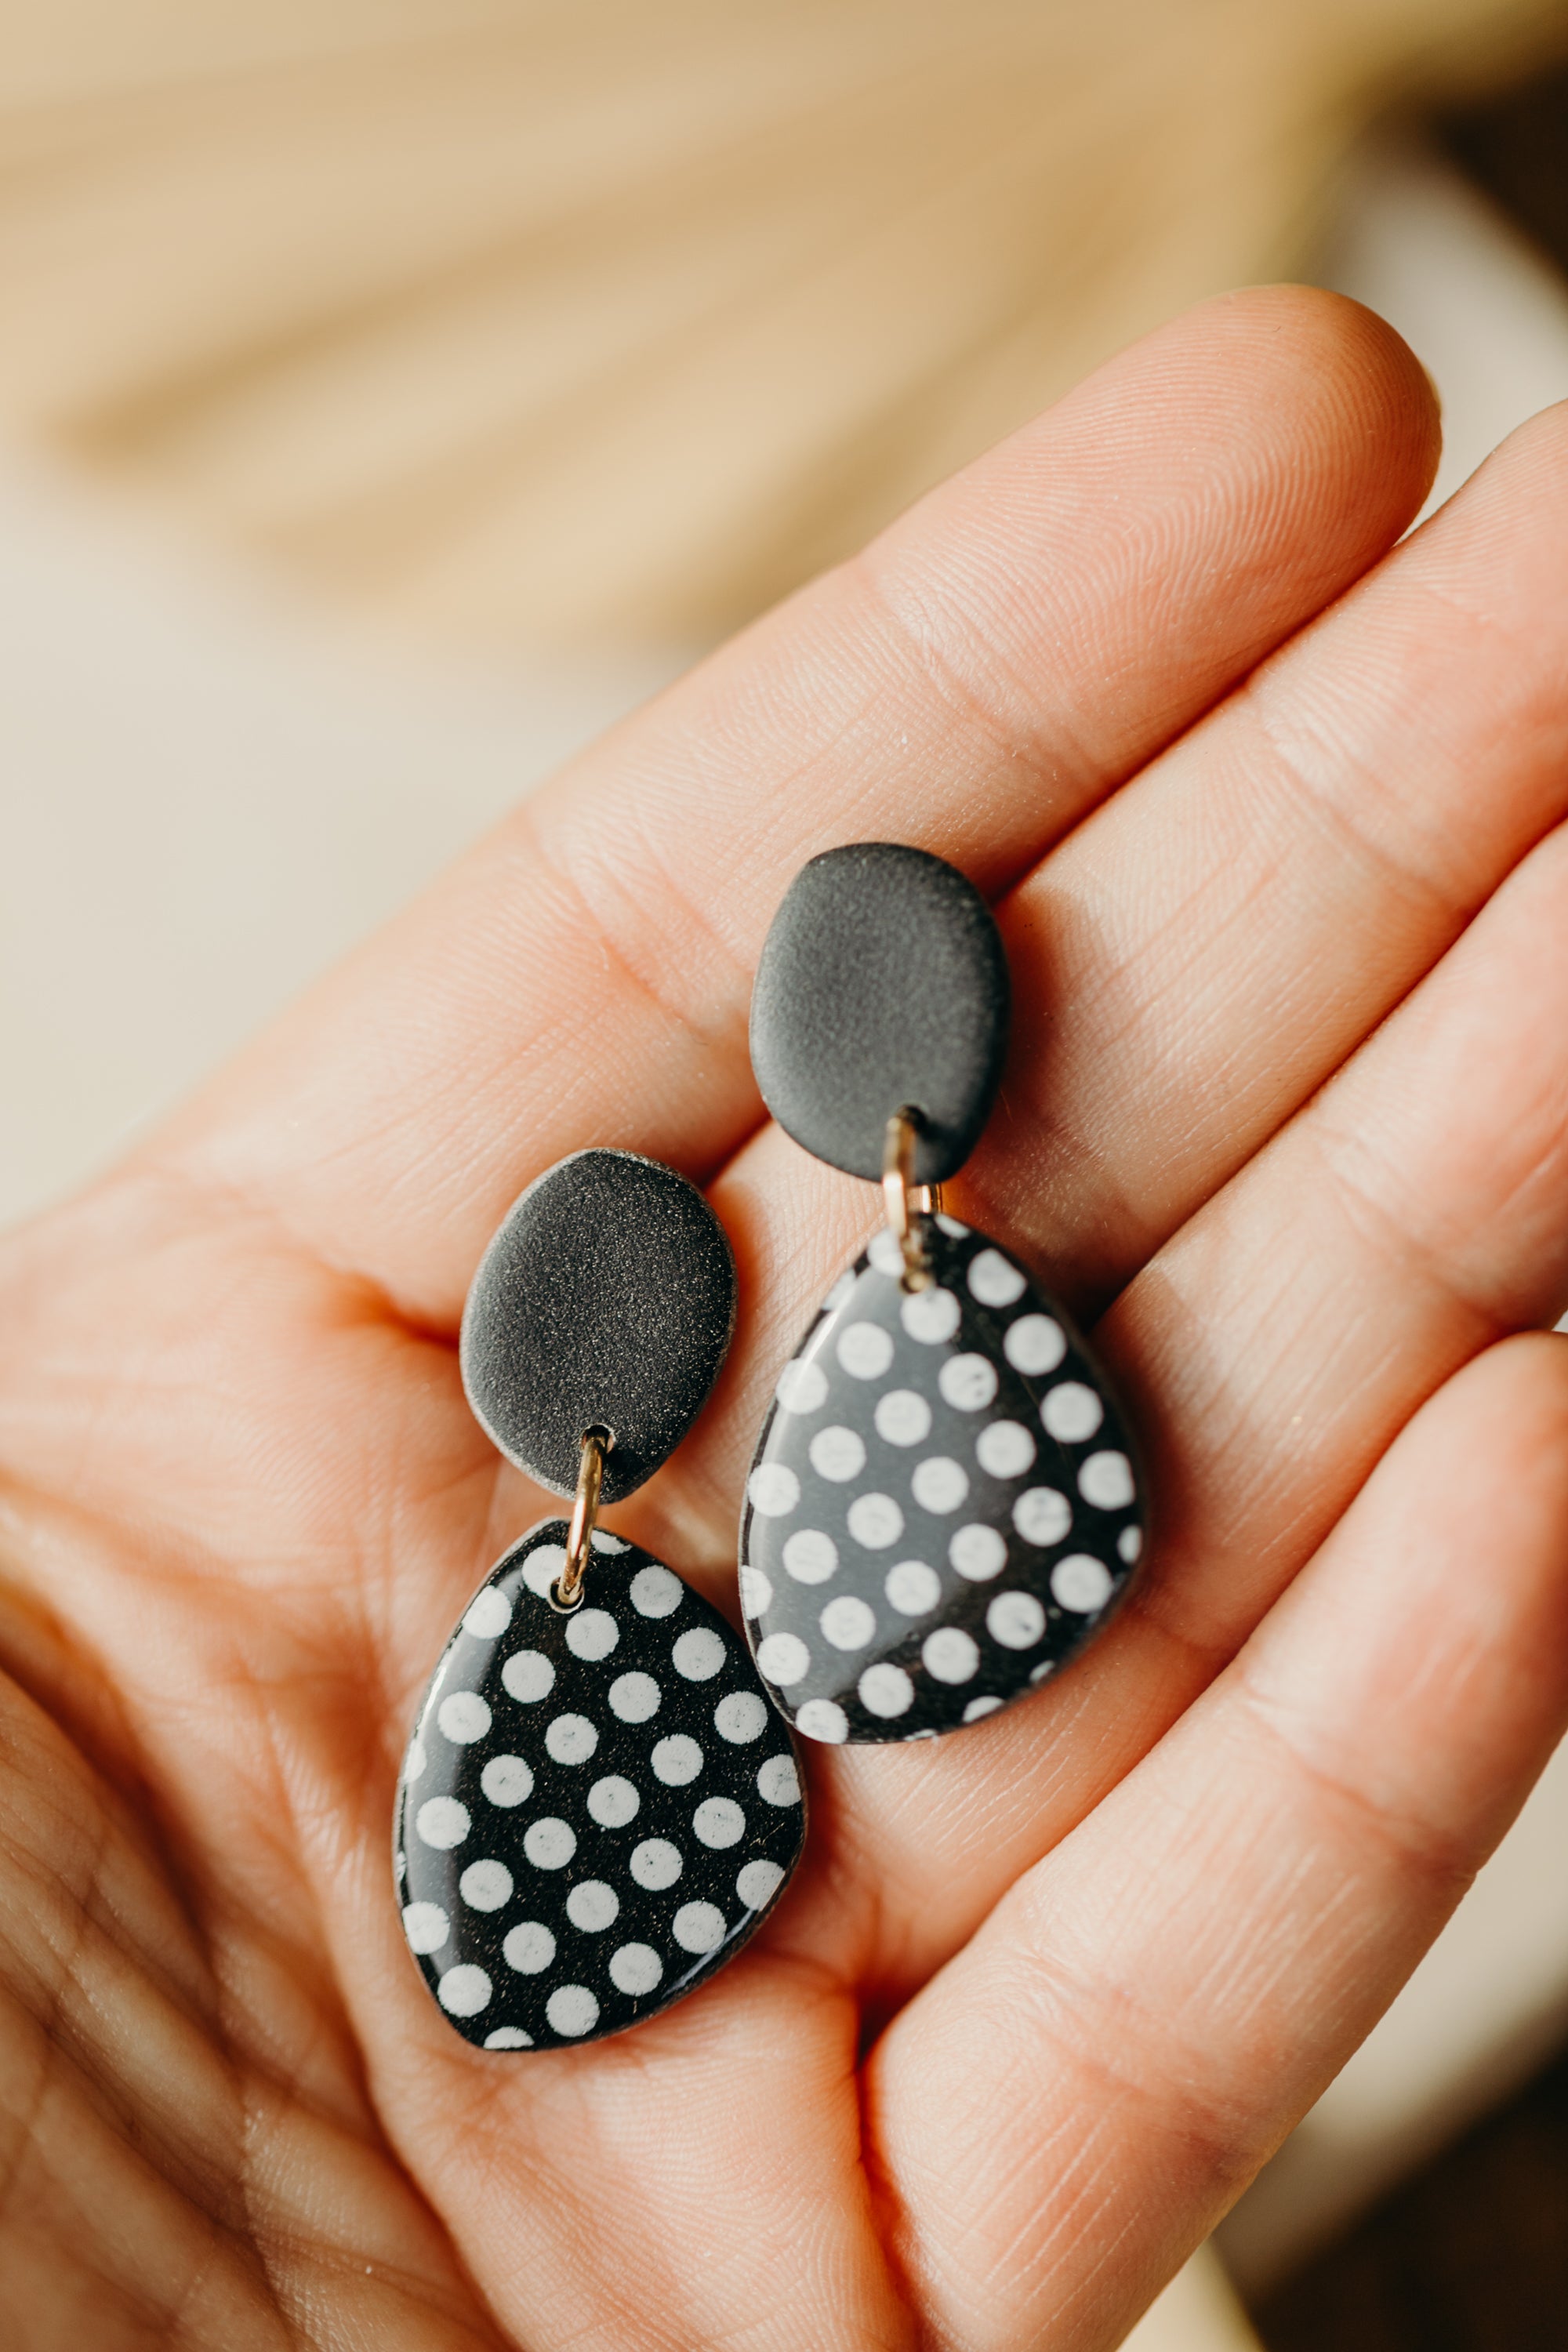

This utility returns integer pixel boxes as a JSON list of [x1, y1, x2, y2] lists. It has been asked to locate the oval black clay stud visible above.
[[739, 1218, 1144, 1743], [749, 842, 1010, 1189], [404, 1149, 805, 2048], [397, 1523, 806, 2047], [460, 1149, 738, 1505]]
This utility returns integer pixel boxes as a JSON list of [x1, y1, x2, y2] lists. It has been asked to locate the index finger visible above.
[[154, 287, 1436, 1323]]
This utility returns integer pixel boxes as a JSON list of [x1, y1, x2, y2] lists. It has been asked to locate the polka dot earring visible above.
[[396, 1149, 805, 2050], [742, 844, 1147, 1745]]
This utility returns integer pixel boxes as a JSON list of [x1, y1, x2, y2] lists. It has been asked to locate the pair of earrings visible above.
[[396, 844, 1145, 2050]]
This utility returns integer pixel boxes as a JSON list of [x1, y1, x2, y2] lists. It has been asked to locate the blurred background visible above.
[[5, 5, 1568, 2344]]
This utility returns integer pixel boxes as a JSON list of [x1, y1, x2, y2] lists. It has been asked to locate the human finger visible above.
[[153, 288, 1436, 1325], [869, 1332, 1568, 2350], [698, 789, 1568, 1993]]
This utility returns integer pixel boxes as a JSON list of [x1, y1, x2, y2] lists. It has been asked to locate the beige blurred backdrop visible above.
[[5, 7, 1568, 2347]]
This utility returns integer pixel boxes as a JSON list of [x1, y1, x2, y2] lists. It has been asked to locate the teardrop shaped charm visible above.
[[740, 1218, 1144, 1743], [396, 1523, 806, 2047]]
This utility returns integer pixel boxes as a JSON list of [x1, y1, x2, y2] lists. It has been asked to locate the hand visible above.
[[4, 286, 1567, 2352]]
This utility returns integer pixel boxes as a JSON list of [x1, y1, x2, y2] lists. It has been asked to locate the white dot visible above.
[[546, 1984, 600, 2038], [935, 1214, 971, 1238], [416, 1797, 470, 1850], [867, 1228, 906, 1277], [1014, 1487, 1073, 1547], [652, 1734, 703, 1785], [437, 1965, 491, 2017], [976, 1421, 1037, 1480], [1004, 1314, 1066, 1376], [757, 1754, 802, 1806], [986, 1590, 1047, 1649], [1119, 1525, 1144, 1564], [964, 1695, 1004, 1723], [782, 1528, 838, 1584], [848, 1491, 904, 1548], [736, 1859, 786, 1911], [875, 1388, 932, 1446], [630, 1564, 683, 1617], [565, 1608, 619, 1662], [693, 1796, 746, 1847], [825, 1269, 857, 1308], [1079, 1450, 1135, 1509], [459, 1859, 514, 1911], [673, 1902, 727, 1954], [565, 1879, 619, 1932], [521, 1543, 568, 1599], [590, 1530, 630, 1554], [437, 1691, 491, 1744], [463, 1588, 512, 1639], [757, 1632, 811, 1686], [401, 1901, 448, 1955], [748, 1463, 800, 1518], [795, 1697, 848, 1743], [949, 1523, 1007, 1581], [402, 1737, 426, 1782], [810, 1425, 866, 1483], [481, 1754, 534, 1808], [714, 1691, 768, 1743], [503, 1920, 556, 1973], [523, 1817, 576, 1870], [673, 1626, 727, 1681], [484, 2027, 532, 2049], [630, 1837, 683, 1890], [586, 1774, 641, 1828], [968, 1249, 1027, 1307], [922, 1626, 980, 1684], [777, 1357, 829, 1414], [885, 1558, 942, 1613], [609, 1671, 660, 1723], [902, 1287, 961, 1344], [938, 1353, 999, 1411], [739, 1563, 774, 1617], [501, 1650, 555, 1704], [912, 1457, 968, 1514], [1052, 1553, 1115, 1613], [1031, 1660, 1054, 1684], [1041, 1381, 1105, 1443], [609, 1942, 663, 1994], [837, 1322, 895, 1380], [544, 1712, 598, 1766], [820, 1595, 877, 1650], [859, 1661, 914, 1719]]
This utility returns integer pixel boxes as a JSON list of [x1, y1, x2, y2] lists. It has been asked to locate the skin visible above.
[[3, 285, 1568, 2351]]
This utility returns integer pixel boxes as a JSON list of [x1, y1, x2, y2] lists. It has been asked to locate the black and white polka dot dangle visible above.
[[740, 1219, 1143, 1742], [401, 1149, 805, 2048], [397, 1523, 805, 2049], [744, 842, 1149, 1743]]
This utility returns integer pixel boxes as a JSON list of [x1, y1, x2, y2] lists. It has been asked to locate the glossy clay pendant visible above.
[[743, 840, 1149, 1743], [741, 1221, 1142, 1741], [397, 1520, 804, 2048]]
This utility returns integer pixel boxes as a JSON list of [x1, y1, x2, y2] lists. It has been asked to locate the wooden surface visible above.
[[1254, 2035, 1568, 2352]]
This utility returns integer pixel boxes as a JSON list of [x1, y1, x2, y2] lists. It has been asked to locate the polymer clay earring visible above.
[[741, 844, 1146, 1744], [397, 1150, 805, 2049]]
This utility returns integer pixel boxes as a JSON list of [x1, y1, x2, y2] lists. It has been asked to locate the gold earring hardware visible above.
[[882, 1109, 939, 1292], [550, 1426, 612, 1612]]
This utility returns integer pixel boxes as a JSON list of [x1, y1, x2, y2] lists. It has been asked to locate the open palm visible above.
[[5, 288, 1568, 2351]]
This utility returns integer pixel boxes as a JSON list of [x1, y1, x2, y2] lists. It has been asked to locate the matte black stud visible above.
[[460, 1150, 736, 1504], [749, 843, 1010, 1186]]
